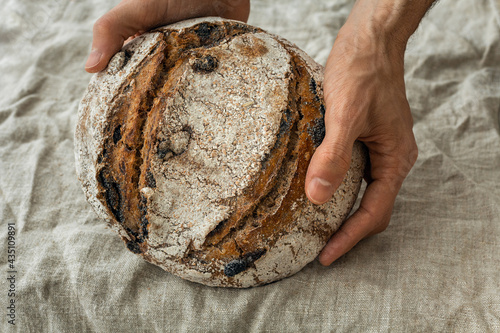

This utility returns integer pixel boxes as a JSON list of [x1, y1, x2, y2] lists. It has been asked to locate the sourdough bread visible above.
[[75, 17, 367, 288]]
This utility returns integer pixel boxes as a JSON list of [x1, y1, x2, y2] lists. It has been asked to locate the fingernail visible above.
[[308, 177, 334, 204], [85, 49, 102, 69]]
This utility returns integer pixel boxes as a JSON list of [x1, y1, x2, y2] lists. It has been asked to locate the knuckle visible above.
[[389, 136, 418, 179], [400, 139, 418, 173], [357, 205, 377, 223], [358, 206, 390, 235], [93, 14, 115, 34]]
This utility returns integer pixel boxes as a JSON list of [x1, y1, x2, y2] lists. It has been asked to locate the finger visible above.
[[305, 118, 359, 205], [85, 4, 148, 73], [318, 177, 402, 266]]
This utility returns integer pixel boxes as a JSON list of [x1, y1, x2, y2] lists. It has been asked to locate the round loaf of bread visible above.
[[75, 17, 367, 288]]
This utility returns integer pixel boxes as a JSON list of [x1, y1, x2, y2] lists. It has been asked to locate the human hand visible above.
[[304, 1, 432, 266], [85, 0, 250, 73]]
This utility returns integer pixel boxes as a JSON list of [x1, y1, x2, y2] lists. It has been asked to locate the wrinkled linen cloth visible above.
[[1, 0, 499, 332]]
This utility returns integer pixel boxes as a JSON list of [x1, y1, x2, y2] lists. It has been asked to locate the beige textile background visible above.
[[1, 0, 499, 332]]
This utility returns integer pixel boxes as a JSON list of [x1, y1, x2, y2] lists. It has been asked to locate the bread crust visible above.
[[75, 17, 367, 287]]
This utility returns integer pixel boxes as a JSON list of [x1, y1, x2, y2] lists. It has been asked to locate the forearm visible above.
[[339, 0, 436, 51]]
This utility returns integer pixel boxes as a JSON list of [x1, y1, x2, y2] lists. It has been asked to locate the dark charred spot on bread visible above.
[[308, 117, 325, 147], [195, 22, 215, 43], [192, 55, 218, 73], [193, 22, 236, 47], [139, 193, 147, 209], [125, 226, 146, 244], [227, 22, 254, 32], [297, 107, 304, 121], [223, 249, 266, 277], [126, 241, 142, 254], [97, 168, 124, 223], [156, 130, 191, 159], [146, 170, 156, 188], [224, 259, 248, 277], [113, 125, 122, 144]]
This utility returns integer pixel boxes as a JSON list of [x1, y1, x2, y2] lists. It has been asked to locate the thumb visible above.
[[85, 10, 138, 73], [85, 2, 161, 73], [305, 123, 357, 205]]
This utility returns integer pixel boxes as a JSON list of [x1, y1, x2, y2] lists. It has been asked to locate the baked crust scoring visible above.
[[75, 17, 367, 288]]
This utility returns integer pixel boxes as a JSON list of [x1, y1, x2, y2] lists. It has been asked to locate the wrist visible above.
[[334, 22, 406, 70]]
